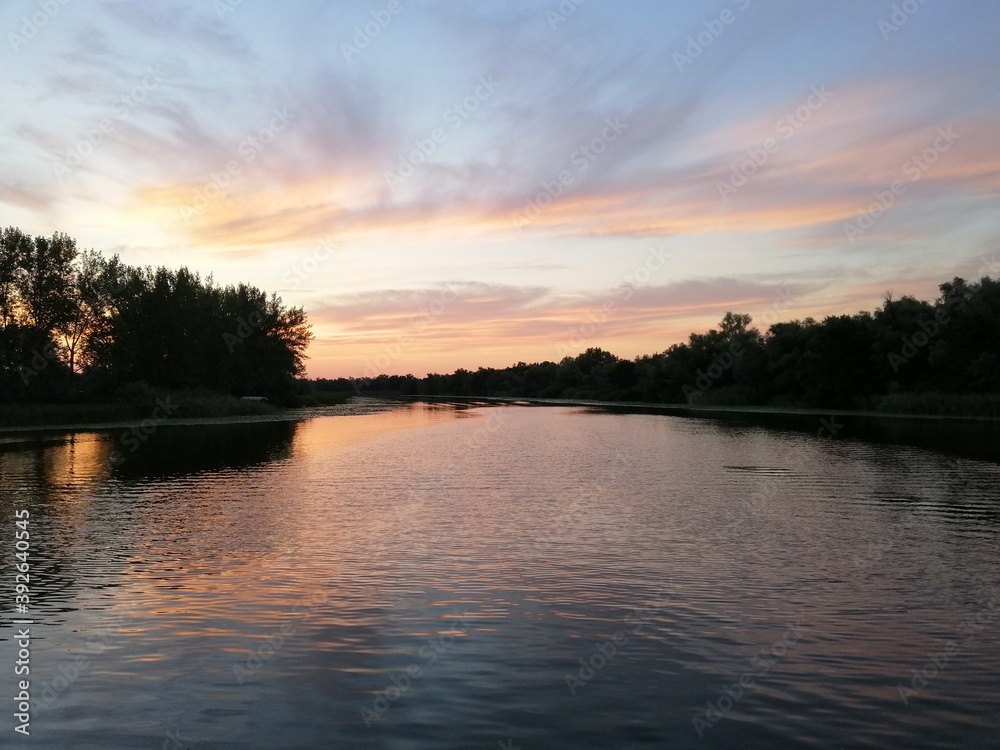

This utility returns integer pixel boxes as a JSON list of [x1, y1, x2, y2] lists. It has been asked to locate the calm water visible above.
[[1, 403, 999, 749]]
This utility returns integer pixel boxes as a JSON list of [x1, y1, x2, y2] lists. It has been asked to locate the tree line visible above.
[[319, 273, 1000, 414], [1, 227, 311, 403], [5, 223, 994, 416]]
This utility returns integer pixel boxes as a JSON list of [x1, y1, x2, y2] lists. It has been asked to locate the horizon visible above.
[[3, 1, 999, 378], [317, 266, 998, 382]]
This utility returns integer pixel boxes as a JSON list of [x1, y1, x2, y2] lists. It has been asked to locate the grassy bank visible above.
[[875, 391, 1000, 418], [0, 389, 357, 430], [287, 391, 351, 407], [0, 401, 139, 429], [0, 393, 278, 429], [651, 384, 1000, 419], [416, 394, 1000, 422]]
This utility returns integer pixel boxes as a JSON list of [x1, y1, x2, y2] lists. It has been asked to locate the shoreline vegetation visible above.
[[0, 392, 362, 433], [2, 227, 312, 411], [2, 225, 998, 429], [412, 395, 1000, 422], [3, 393, 1000, 436], [319, 271, 1000, 419]]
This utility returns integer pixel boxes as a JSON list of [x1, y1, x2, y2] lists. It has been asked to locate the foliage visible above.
[[0, 227, 312, 403], [317, 274, 1000, 414]]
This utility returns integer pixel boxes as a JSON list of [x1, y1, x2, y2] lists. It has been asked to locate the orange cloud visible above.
[[304, 277, 840, 378], [124, 72, 1000, 258]]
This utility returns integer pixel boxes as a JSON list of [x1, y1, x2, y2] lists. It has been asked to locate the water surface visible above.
[[1, 403, 998, 749]]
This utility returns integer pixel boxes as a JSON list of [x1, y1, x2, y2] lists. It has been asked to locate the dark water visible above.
[[1, 403, 999, 749]]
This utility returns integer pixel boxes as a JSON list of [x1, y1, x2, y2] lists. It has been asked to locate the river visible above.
[[1, 402, 998, 748]]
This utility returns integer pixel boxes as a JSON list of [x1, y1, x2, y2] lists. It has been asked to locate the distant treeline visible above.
[[317, 274, 1000, 415], [1, 227, 311, 403]]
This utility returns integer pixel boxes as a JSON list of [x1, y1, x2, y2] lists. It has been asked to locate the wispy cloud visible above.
[[2, 0, 998, 375]]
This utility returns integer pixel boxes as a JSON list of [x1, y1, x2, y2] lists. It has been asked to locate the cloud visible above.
[[316, 281, 551, 336], [305, 275, 833, 376], [0, 180, 55, 212], [122, 61, 999, 255], [3, 0, 998, 379], [98, 0, 255, 63]]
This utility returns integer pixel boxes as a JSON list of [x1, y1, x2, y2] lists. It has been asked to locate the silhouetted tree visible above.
[[338, 277, 999, 412], [0, 228, 312, 403]]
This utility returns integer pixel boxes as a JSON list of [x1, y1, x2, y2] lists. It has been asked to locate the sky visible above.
[[2, 0, 999, 378]]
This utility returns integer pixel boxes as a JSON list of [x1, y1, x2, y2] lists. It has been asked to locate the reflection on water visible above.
[[583, 402, 1000, 464], [1, 403, 999, 749]]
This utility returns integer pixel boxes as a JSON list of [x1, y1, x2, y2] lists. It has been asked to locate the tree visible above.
[[797, 313, 877, 408], [0, 227, 32, 327], [17, 232, 77, 333], [54, 249, 110, 374]]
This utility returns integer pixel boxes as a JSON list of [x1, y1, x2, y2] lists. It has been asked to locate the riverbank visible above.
[[0, 396, 394, 435], [5, 394, 998, 462], [411, 395, 1000, 463], [413, 395, 1000, 421]]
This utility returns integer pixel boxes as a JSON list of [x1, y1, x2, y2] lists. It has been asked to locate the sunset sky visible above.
[[2, 0, 999, 378]]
